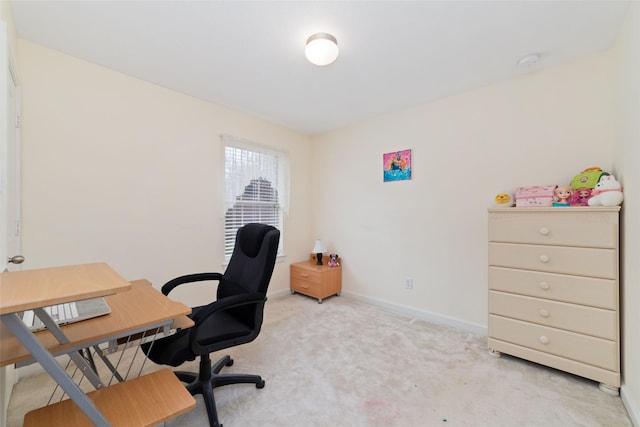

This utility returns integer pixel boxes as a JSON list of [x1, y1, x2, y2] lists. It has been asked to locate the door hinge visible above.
[[15, 220, 21, 236], [15, 114, 21, 128]]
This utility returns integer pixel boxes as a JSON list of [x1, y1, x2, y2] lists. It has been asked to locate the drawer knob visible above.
[[539, 281, 550, 290], [539, 227, 550, 236], [539, 336, 550, 345], [539, 309, 550, 318], [539, 255, 550, 263]]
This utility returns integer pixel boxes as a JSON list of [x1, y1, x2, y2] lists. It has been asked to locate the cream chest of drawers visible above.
[[487, 207, 621, 394]]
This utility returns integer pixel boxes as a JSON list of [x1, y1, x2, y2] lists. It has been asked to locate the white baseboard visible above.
[[339, 291, 487, 336], [622, 386, 640, 427], [273, 288, 487, 335]]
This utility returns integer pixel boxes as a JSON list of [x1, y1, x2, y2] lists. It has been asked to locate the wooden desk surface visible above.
[[0, 279, 192, 366], [0, 263, 131, 314]]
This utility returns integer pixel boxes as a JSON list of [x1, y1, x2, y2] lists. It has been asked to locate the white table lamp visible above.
[[312, 239, 325, 265]]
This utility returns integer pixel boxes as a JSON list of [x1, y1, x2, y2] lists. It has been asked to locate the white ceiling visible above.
[[9, 0, 630, 135]]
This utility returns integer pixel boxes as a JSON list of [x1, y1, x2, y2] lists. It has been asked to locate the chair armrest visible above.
[[161, 272, 223, 296], [190, 292, 265, 324], [189, 292, 266, 354]]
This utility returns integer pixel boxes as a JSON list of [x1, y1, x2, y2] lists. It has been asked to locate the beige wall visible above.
[[0, 0, 17, 50], [613, 1, 640, 424], [312, 52, 615, 331], [17, 40, 313, 307]]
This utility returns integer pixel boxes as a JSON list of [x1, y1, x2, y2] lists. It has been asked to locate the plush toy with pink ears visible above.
[[588, 175, 623, 207], [328, 253, 340, 267]]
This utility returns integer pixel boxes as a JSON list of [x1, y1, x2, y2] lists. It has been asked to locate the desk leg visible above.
[[1, 313, 110, 427], [33, 308, 106, 390]]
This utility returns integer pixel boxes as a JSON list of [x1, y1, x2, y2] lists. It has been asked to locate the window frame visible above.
[[221, 135, 288, 262]]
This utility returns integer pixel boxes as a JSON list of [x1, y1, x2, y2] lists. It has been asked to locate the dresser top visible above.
[[488, 206, 620, 213]]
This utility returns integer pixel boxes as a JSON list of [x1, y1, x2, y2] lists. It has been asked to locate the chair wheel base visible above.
[[179, 354, 265, 427]]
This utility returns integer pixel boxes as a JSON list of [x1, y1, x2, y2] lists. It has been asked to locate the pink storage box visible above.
[[515, 185, 557, 207], [515, 197, 554, 207], [515, 185, 557, 198]]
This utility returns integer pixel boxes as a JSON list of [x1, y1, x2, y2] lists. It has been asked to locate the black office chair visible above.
[[142, 223, 280, 427]]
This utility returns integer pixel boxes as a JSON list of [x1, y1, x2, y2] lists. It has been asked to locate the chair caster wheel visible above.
[[257, 380, 265, 389], [226, 358, 234, 367]]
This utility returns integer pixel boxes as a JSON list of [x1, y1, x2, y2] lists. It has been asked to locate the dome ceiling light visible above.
[[305, 33, 339, 66]]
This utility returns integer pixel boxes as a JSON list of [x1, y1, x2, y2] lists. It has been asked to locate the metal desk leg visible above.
[[1, 313, 110, 427], [32, 308, 106, 390]]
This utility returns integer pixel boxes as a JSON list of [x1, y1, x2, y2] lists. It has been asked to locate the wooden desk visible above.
[[1, 279, 193, 366], [0, 263, 196, 426], [0, 262, 131, 314]]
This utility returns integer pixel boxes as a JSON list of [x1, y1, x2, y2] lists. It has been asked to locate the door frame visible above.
[[1, 19, 22, 427]]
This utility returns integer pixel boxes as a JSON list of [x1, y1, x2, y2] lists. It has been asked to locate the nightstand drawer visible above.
[[290, 266, 321, 284], [489, 242, 616, 279], [489, 315, 617, 370], [290, 277, 321, 295], [489, 267, 616, 309], [489, 291, 616, 339], [489, 210, 618, 248]]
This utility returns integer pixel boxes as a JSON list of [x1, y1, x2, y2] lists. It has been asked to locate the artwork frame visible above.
[[383, 149, 412, 182]]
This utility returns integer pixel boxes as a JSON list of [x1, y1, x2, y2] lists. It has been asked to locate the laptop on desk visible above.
[[21, 297, 112, 332]]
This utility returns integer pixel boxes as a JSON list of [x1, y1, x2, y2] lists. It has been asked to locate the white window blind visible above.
[[222, 135, 288, 260]]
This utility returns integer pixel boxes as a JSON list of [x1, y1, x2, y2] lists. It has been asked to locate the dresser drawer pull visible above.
[[539, 336, 550, 345], [539, 227, 550, 236], [539, 281, 550, 290], [539, 309, 550, 318], [539, 255, 550, 263], [300, 274, 309, 278]]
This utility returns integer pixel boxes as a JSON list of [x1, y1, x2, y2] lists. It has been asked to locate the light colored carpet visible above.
[[7, 294, 631, 426]]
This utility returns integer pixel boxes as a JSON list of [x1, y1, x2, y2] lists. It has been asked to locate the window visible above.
[[222, 135, 288, 261]]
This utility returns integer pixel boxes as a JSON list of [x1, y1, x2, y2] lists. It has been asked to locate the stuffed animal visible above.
[[588, 175, 623, 207], [328, 253, 340, 267], [492, 191, 515, 207]]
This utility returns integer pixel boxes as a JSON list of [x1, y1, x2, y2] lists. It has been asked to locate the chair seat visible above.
[[143, 307, 254, 367]]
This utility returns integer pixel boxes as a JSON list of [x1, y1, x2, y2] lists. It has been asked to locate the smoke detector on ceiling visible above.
[[517, 53, 541, 69]]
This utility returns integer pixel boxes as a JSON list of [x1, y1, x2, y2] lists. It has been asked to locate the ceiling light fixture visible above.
[[305, 33, 339, 66]]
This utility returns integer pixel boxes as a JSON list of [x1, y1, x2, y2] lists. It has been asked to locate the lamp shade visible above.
[[305, 33, 339, 66], [312, 239, 325, 254]]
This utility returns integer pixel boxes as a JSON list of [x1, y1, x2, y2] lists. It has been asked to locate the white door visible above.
[[2, 48, 22, 272], [0, 21, 22, 427]]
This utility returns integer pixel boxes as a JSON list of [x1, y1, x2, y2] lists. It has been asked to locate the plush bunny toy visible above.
[[588, 175, 623, 207]]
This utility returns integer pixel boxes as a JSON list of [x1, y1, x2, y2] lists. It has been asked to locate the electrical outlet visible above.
[[404, 278, 413, 289]]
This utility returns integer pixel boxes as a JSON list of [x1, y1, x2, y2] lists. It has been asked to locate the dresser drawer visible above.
[[489, 267, 616, 309], [290, 266, 321, 284], [489, 315, 617, 371], [489, 243, 616, 279], [489, 210, 618, 248], [489, 291, 616, 340]]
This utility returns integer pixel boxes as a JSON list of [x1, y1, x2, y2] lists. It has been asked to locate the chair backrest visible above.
[[217, 223, 280, 300]]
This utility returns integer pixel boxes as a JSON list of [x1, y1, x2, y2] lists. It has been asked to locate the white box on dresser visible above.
[[487, 206, 621, 395]]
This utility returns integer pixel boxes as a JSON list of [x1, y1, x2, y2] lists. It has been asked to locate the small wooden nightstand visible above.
[[290, 255, 342, 303]]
